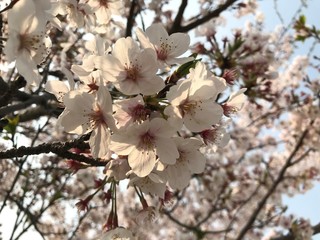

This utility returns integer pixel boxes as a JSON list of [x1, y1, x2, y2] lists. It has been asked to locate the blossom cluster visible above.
[[1, 0, 252, 238], [2, 0, 246, 197], [48, 24, 246, 196]]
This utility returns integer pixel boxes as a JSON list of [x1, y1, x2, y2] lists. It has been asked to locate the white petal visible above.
[[15, 50, 41, 86], [168, 33, 190, 57], [128, 148, 156, 177], [184, 101, 223, 132], [110, 133, 137, 155], [89, 125, 111, 159], [155, 138, 179, 165]]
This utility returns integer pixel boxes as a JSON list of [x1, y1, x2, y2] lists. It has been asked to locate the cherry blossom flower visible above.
[[129, 172, 167, 198], [87, 0, 123, 25], [162, 137, 206, 190], [59, 86, 116, 159], [104, 157, 131, 181], [95, 37, 165, 95], [110, 118, 179, 177], [98, 227, 133, 240], [164, 62, 226, 132], [222, 88, 247, 117], [4, 0, 52, 86], [200, 124, 230, 152], [136, 23, 193, 69], [52, 0, 92, 28], [113, 95, 150, 129], [45, 67, 75, 103]]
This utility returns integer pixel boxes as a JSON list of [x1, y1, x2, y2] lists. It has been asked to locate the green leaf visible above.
[[175, 54, 200, 77], [299, 15, 306, 25], [3, 115, 19, 136]]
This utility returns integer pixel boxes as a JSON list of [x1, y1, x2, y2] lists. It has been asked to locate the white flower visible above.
[[164, 62, 226, 132], [200, 124, 230, 152], [162, 137, 206, 190], [113, 95, 150, 129], [45, 67, 75, 103], [87, 0, 123, 25], [59, 86, 116, 159], [222, 88, 247, 117], [98, 227, 133, 240], [129, 172, 167, 198], [105, 157, 130, 181], [110, 118, 179, 177], [52, 0, 91, 28], [95, 37, 165, 95], [136, 23, 193, 69], [4, 0, 52, 86]]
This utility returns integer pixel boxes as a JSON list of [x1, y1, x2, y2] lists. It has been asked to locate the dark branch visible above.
[[169, 0, 188, 34], [169, 0, 239, 34], [272, 222, 320, 240], [235, 128, 311, 240], [125, 0, 137, 37], [0, 134, 106, 166]]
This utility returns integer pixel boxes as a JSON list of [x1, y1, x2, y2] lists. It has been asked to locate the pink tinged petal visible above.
[[149, 118, 176, 138], [213, 76, 228, 94], [94, 56, 124, 82], [63, 92, 94, 112], [167, 33, 190, 57], [59, 110, 89, 134], [155, 138, 179, 165], [186, 150, 206, 174], [165, 56, 194, 66], [113, 37, 139, 65], [96, 86, 113, 114], [145, 23, 169, 47], [89, 125, 111, 159], [3, 31, 19, 62], [8, 0, 39, 32], [15, 50, 41, 86], [71, 65, 91, 77], [61, 67, 75, 90], [45, 80, 69, 102], [117, 80, 141, 95], [167, 80, 190, 105], [191, 83, 217, 101], [110, 134, 137, 155], [148, 172, 166, 184], [136, 27, 154, 49], [166, 164, 191, 190], [137, 75, 165, 95], [228, 88, 247, 110], [138, 49, 158, 72], [95, 7, 111, 24], [164, 106, 184, 131], [184, 101, 223, 132], [128, 148, 156, 177]]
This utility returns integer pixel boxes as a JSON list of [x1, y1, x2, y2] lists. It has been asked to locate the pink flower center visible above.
[[156, 37, 176, 61], [178, 99, 198, 117], [139, 131, 155, 149], [88, 105, 107, 129], [99, 0, 109, 7], [18, 33, 41, 53], [125, 67, 139, 82], [129, 104, 150, 122]]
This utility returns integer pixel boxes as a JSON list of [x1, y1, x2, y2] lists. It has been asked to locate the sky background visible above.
[[1, 0, 319, 239]]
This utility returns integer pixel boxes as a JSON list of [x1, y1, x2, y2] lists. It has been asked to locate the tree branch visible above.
[[272, 222, 320, 240], [169, 0, 188, 34], [169, 0, 239, 34], [0, 134, 106, 166], [235, 128, 310, 240], [125, 0, 137, 37]]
